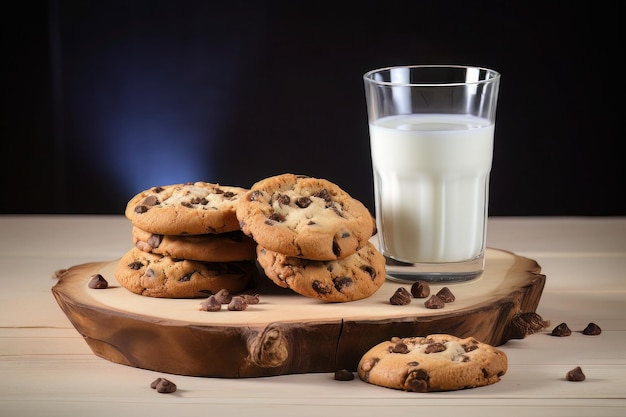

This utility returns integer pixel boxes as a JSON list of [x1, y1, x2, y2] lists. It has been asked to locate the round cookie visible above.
[[114, 248, 258, 298], [357, 335, 508, 392], [125, 182, 248, 235], [132, 226, 257, 262], [236, 174, 376, 261], [256, 241, 386, 302]]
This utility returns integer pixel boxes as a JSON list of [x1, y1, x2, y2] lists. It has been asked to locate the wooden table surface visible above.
[[1, 215, 625, 417]]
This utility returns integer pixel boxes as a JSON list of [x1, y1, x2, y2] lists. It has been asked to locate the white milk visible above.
[[370, 114, 494, 263]]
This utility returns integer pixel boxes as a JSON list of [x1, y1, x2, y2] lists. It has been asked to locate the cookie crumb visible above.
[[565, 366, 585, 382], [88, 274, 109, 289], [582, 322, 601, 335], [334, 369, 355, 381], [389, 287, 412, 305], [551, 322, 571, 337]]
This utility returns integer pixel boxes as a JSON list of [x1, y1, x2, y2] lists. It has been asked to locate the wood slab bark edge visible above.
[[51, 249, 547, 378]]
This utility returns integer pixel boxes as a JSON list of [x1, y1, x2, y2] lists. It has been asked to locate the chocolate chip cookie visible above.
[[236, 174, 376, 261], [125, 182, 248, 235], [358, 334, 508, 392], [132, 226, 257, 262], [114, 248, 258, 298], [256, 240, 386, 302]]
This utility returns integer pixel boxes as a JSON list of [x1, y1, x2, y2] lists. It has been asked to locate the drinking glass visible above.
[[364, 65, 500, 282]]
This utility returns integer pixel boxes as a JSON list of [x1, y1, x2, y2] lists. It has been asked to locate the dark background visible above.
[[3, 0, 623, 216]]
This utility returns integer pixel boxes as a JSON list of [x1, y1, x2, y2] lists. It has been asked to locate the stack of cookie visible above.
[[236, 173, 386, 302], [115, 182, 260, 298]]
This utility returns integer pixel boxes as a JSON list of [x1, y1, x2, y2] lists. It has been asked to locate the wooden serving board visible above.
[[52, 248, 546, 378]]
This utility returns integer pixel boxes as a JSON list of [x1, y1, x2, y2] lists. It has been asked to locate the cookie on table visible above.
[[256, 240, 386, 302], [114, 248, 258, 298], [236, 174, 376, 261], [132, 226, 257, 262], [125, 182, 248, 235], [357, 334, 508, 392]]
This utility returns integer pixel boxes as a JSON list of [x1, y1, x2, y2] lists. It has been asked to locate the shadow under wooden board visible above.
[[51, 248, 546, 378]]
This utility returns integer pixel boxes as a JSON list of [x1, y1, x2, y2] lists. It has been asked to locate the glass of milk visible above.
[[363, 65, 500, 283]]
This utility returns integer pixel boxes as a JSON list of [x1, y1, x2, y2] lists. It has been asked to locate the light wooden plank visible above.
[[1, 216, 625, 416]]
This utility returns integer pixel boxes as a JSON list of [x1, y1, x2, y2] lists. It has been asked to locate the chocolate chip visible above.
[[199, 295, 222, 312], [508, 312, 551, 339], [268, 212, 285, 222], [462, 342, 479, 352], [190, 196, 208, 205], [128, 261, 143, 270], [332, 241, 342, 258], [408, 379, 428, 392], [88, 274, 108, 289], [566, 366, 586, 381], [151, 377, 177, 393], [389, 342, 409, 354], [330, 205, 345, 218], [147, 234, 163, 248], [150, 377, 162, 389], [333, 276, 353, 292], [152, 377, 175, 390], [312, 280, 333, 294], [276, 194, 290, 205], [249, 190, 263, 201], [410, 280, 430, 298], [334, 369, 355, 381], [178, 272, 193, 282], [313, 189, 331, 202], [389, 287, 412, 305], [214, 288, 232, 304], [296, 197, 312, 208], [436, 287, 455, 303], [241, 294, 260, 305], [424, 342, 446, 354], [407, 369, 430, 392], [551, 322, 572, 337], [361, 265, 376, 280], [424, 295, 445, 309], [142, 195, 159, 206], [582, 322, 601, 335], [227, 296, 248, 311], [134, 205, 148, 214]]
